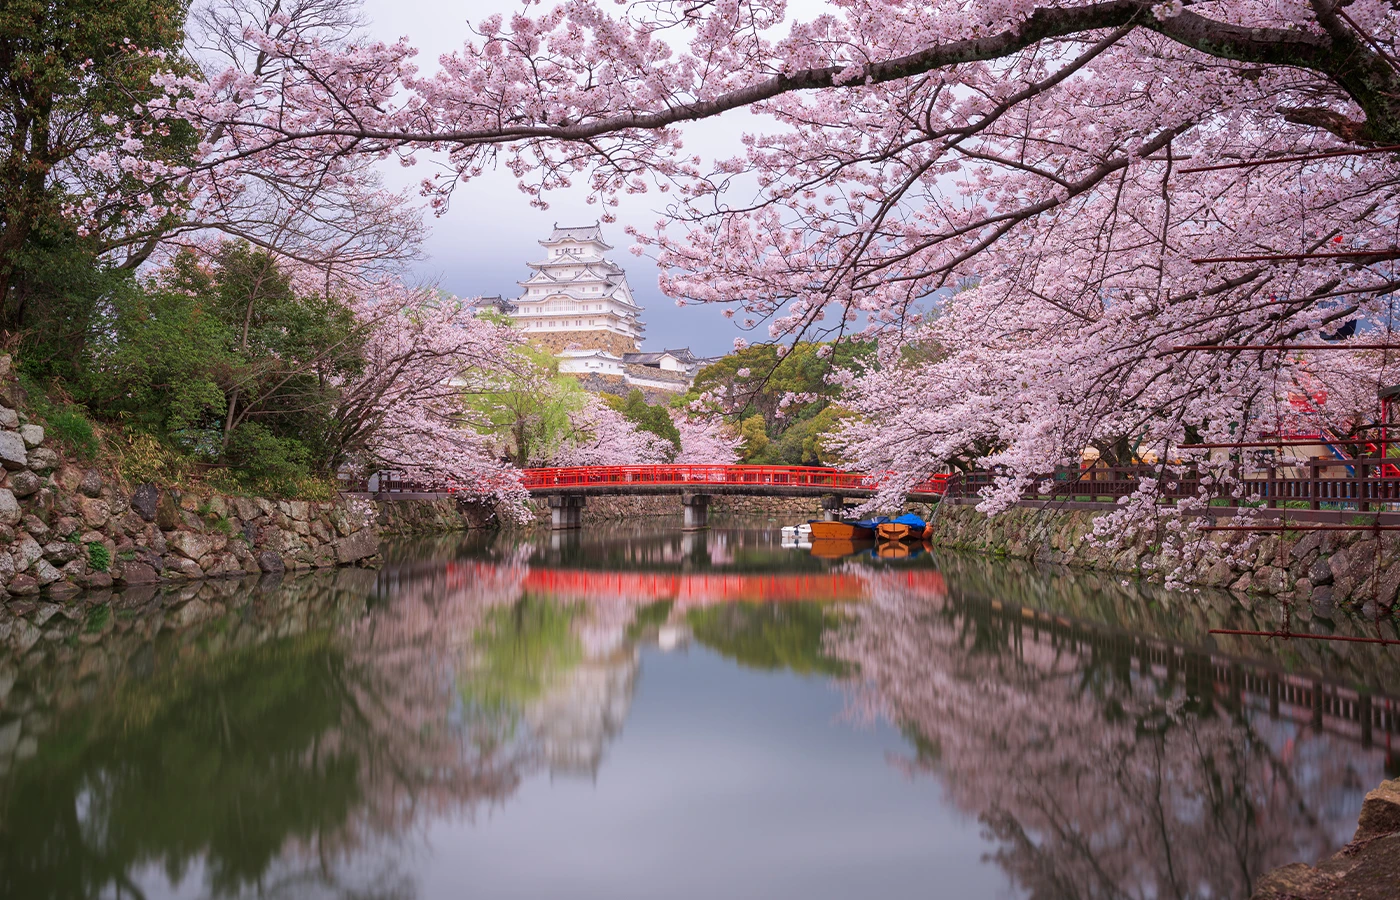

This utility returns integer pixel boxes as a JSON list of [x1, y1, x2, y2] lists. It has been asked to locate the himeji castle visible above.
[[504, 224, 709, 394]]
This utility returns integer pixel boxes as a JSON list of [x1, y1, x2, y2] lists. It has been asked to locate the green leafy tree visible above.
[[606, 389, 680, 459], [466, 342, 591, 467], [685, 341, 873, 465], [0, 0, 194, 339], [79, 244, 364, 493]]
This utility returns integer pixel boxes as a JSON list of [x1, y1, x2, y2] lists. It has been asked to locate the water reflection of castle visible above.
[[523, 613, 694, 780], [526, 648, 639, 779]]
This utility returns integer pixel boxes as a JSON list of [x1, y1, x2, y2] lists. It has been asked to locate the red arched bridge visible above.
[[364, 465, 949, 530], [523, 465, 949, 529]]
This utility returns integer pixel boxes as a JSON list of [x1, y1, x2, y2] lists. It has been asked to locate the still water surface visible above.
[[2, 523, 1398, 899]]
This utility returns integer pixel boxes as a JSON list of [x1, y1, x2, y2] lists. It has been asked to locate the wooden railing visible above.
[[941, 459, 1400, 511]]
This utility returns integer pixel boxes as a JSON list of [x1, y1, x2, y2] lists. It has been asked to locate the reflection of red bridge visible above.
[[522, 568, 948, 606], [519, 466, 950, 529]]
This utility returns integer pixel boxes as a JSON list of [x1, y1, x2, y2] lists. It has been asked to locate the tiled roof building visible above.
[[513, 223, 645, 352], [509, 225, 715, 393]]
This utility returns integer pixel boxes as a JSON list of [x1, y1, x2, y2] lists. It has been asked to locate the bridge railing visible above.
[[519, 465, 951, 494], [342, 466, 953, 496]]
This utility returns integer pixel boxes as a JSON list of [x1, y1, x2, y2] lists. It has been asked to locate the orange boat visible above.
[[875, 523, 918, 541], [807, 520, 875, 540], [876, 513, 927, 542]]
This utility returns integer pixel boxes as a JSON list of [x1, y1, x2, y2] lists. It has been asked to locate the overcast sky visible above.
[[357, 0, 780, 357]]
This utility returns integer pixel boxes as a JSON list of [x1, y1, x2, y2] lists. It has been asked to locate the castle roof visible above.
[[540, 223, 611, 248], [622, 348, 700, 365]]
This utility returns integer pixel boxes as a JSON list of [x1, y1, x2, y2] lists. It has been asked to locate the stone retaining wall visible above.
[[374, 496, 498, 534], [929, 501, 1400, 619], [0, 355, 386, 600]]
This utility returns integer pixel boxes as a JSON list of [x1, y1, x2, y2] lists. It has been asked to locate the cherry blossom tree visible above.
[[546, 394, 674, 466], [101, 0, 1400, 504], [671, 412, 741, 464], [326, 284, 534, 513]]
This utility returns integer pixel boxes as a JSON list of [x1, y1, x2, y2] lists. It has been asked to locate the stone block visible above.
[[77, 497, 109, 530], [25, 448, 57, 473], [130, 484, 158, 522], [1312, 584, 1336, 619], [257, 551, 285, 573], [42, 542, 80, 565], [0, 432, 26, 471], [256, 525, 284, 550], [12, 533, 41, 571], [1204, 559, 1234, 586], [1356, 779, 1400, 840], [167, 531, 213, 562], [32, 559, 62, 586], [201, 553, 244, 578], [334, 528, 379, 564], [5, 470, 38, 499], [116, 562, 158, 584], [17, 424, 42, 449], [165, 557, 204, 580], [20, 515, 47, 542], [155, 491, 181, 530], [326, 506, 350, 534], [77, 469, 102, 498], [54, 466, 82, 493], [8, 574, 37, 595], [234, 497, 259, 521], [0, 407, 16, 430], [0, 489, 19, 528]]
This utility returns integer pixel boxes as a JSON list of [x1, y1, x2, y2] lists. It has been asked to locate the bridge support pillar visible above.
[[548, 495, 586, 530], [682, 493, 711, 531], [820, 494, 845, 522]]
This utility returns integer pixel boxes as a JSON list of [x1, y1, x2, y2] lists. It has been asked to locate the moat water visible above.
[[2, 522, 1398, 899]]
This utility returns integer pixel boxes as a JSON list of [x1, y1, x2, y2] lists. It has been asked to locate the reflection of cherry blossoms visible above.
[[828, 572, 1373, 900]]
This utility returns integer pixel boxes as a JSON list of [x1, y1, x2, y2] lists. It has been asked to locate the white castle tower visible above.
[[513, 224, 646, 356]]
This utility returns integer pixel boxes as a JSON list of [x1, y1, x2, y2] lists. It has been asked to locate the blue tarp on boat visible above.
[[890, 513, 926, 529], [854, 516, 890, 530]]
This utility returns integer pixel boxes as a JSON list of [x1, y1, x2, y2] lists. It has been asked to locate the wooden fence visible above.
[[942, 459, 1400, 511]]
